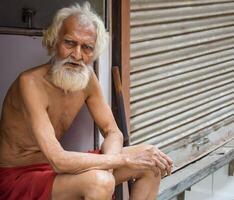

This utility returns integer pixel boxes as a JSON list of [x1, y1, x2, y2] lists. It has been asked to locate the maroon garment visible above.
[[0, 163, 57, 200], [88, 149, 101, 154], [0, 150, 115, 200]]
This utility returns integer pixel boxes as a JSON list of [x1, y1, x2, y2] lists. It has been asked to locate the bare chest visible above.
[[47, 92, 86, 137]]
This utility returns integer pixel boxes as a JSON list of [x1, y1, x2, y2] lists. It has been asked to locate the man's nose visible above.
[[71, 45, 82, 61]]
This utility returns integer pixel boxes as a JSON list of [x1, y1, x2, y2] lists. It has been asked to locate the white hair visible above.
[[43, 2, 108, 60]]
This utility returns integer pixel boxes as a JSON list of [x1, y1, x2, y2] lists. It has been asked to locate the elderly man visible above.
[[0, 2, 173, 200]]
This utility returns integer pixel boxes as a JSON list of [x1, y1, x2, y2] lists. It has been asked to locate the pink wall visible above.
[[0, 34, 94, 151]]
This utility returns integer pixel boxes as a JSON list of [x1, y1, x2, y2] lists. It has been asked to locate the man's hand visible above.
[[123, 146, 173, 176]]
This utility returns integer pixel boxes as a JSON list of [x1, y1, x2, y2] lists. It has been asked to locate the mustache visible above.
[[53, 57, 86, 68]]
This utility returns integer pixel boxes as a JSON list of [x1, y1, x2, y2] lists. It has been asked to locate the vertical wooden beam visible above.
[[121, 0, 130, 132], [112, 0, 130, 132]]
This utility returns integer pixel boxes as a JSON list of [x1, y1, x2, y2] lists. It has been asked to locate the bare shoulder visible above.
[[17, 64, 49, 107], [18, 64, 48, 84], [85, 71, 102, 99], [17, 64, 49, 89]]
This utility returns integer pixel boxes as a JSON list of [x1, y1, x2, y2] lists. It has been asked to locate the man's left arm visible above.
[[85, 72, 123, 155]]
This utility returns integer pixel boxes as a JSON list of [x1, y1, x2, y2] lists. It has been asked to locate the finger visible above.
[[160, 168, 167, 177], [154, 154, 171, 175], [158, 151, 173, 166], [154, 158, 166, 171], [154, 150, 173, 175], [160, 152, 173, 165], [168, 165, 173, 175], [166, 159, 173, 175], [165, 162, 172, 175], [158, 157, 171, 175], [152, 148, 173, 169], [167, 162, 174, 175]]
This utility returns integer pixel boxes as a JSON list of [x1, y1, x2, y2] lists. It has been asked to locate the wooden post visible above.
[[120, 0, 130, 132], [177, 191, 185, 200], [228, 160, 234, 176], [111, 0, 130, 132]]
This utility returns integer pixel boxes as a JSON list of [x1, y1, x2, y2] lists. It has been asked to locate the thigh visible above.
[[51, 170, 109, 200], [113, 144, 151, 185]]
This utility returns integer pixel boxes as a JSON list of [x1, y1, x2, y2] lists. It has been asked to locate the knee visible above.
[[93, 170, 115, 191], [143, 169, 160, 177], [87, 170, 115, 199], [132, 169, 161, 189], [139, 169, 162, 182]]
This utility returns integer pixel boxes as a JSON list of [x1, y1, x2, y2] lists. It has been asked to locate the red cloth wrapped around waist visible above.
[[0, 163, 56, 200], [0, 149, 116, 200]]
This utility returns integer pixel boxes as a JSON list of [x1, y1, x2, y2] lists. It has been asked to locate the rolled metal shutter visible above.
[[130, 0, 234, 169]]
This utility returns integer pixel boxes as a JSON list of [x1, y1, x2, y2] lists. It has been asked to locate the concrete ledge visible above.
[[158, 139, 234, 200]]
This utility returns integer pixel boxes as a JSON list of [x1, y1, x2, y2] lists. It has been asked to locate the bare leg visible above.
[[129, 171, 160, 200], [51, 144, 161, 200], [51, 169, 115, 200], [113, 144, 161, 200]]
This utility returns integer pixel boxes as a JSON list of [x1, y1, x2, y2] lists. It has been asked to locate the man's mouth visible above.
[[65, 62, 81, 68]]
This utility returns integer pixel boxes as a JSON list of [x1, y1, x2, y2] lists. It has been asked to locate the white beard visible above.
[[51, 57, 93, 93]]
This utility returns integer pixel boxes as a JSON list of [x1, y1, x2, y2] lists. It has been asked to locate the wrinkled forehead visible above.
[[59, 15, 97, 42]]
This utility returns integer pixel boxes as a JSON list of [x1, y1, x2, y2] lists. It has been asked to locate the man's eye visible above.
[[82, 45, 94, 53], [64, 40, 76, 47]]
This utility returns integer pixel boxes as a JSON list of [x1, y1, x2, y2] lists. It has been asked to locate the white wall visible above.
[[0, 34, 95, 151], [0, 35, 50, 111]]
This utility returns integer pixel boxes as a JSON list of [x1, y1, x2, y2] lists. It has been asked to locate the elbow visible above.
[[49, 152, 68, 174], [49, 158, 63, 173], [50, 161, 62, 174]]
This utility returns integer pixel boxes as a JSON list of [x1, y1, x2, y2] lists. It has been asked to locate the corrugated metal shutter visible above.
[[130, 0, 234, 169]]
